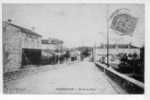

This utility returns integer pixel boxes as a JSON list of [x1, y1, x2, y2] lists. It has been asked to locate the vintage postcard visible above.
[[2, 3, 145, 95]]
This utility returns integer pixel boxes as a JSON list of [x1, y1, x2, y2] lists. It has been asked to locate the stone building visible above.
[[94, 44, 140, 61], [3, 20, 42, 73], [70, 49, 81, 61], [41, 37, 64, 64], [41, 37, 64, 56], [97, 44, 140, 55], [41, 37, 63, 50]]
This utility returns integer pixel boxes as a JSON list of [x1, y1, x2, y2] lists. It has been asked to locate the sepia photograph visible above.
[[2, 3, 145, 94]]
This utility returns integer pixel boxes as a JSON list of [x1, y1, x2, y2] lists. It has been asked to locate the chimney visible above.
[[8, 19, 12, 23], [31, 27, 35, 31]]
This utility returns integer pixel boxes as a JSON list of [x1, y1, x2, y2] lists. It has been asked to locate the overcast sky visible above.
[[2, 4, 144, 48]]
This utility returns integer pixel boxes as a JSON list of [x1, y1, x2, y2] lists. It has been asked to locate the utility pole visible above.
[[93, 43, 96, 62], [106, 4, 110, 67]]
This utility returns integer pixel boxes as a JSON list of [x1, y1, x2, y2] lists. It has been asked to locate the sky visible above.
[[2, 4, 144, 48]]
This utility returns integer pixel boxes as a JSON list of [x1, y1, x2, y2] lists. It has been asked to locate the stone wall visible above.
[[3, 23, 22, 73], [3, 22, 42, 73], [22, 33, 41, 49]]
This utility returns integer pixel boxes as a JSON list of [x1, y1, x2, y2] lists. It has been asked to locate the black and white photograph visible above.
[[2, 3, 145, 94]]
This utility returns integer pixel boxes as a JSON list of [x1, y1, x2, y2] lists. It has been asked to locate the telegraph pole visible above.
[[106, 4, 109, 67]]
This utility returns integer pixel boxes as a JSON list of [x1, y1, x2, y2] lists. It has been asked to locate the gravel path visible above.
[[4, 61, 125, 94]]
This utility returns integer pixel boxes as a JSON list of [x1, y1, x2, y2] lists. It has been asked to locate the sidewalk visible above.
[[4, 61, 76, 83]]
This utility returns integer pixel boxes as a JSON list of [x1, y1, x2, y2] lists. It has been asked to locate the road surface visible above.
[[4, 61, 126, 94]]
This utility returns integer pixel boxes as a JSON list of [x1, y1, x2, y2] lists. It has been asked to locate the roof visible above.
[[42, 37, 63, 44], [99, 44, 140, 49], [42, 49, 55, 54], [3, 21, 42, 37]]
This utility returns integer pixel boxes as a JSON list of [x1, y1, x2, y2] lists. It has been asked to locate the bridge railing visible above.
[[95, 62, 144, 94]]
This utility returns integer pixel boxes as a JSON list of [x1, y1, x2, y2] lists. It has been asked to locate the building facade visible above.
[[41, 38, 64, 56], [94, 44, 140, 61], [41, 37, 63, 50], [70, 49, 81, 61], [41, 38, 64, 64], [3, 21, 42, 73]]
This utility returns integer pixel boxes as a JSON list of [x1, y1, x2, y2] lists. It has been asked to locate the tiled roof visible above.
[[3, 21, 42, 37]]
